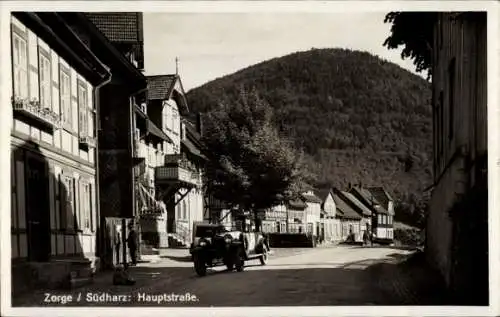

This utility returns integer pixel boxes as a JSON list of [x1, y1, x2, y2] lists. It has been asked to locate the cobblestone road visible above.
[[13, 245, 441, 307]]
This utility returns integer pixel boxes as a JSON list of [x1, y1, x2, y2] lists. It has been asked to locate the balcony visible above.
[[12, 97, 61, 131], [155, 154, 201, 187], [79, 135, 97, 149]]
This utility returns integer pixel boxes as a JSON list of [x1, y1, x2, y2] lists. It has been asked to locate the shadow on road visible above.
[[160, 255, 192, 262]]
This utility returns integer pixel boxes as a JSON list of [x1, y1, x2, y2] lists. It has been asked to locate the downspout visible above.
[[94, 71, 112, 267], [129, 86, 147, 259]]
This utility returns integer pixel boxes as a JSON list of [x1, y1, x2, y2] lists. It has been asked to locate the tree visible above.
[[202, 87, 312, 229], [383, 12, 438, 79]]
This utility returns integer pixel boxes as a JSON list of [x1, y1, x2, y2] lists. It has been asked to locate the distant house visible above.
[[426, 12, 487, 303], [349, 185, 393, 242], [286, 199, 308, 233], [301, 191, 323, 237], [262, 203, 287, 233], [330, 191, 363, 241], [317, 188, 341, 242], [367, 186, 395, 215], [337, 188, 373, 237]]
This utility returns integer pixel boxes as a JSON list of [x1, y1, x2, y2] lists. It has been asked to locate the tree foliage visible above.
[[383, 12, 438, 79], [202, 87, 312, 212], [188, 48, 432, 227]]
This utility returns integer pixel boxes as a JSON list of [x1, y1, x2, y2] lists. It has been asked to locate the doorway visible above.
[[25, 156, 51, 261]]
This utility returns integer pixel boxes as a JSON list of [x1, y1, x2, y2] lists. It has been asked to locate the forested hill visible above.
[[186, 48, 432, 226]]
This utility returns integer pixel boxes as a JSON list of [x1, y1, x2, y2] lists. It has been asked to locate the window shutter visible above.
[[66, 178, 75, 230]]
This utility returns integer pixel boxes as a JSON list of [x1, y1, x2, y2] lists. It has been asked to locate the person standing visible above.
[[127, 222, 138, 266]]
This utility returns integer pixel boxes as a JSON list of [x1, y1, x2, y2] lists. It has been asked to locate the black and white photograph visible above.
[[0, 1, 498, 316]]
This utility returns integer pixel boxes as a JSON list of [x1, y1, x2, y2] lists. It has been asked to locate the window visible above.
[[60, 70, 71, 127], [12, 32, 28, 99], [39, 53, 51, 108], [78, 83, 88, 136], [182, 201, 187, 219], [61, 176, 74, 230], [79, 182, 92, 231], [162, 107, 169, 131], [171, 110, 178, 134]]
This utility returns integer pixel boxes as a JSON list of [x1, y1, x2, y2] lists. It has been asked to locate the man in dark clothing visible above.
[[127, 222, 138, 266]]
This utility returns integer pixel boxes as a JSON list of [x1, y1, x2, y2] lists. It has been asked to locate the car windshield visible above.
[[195, 225, 225, 237]]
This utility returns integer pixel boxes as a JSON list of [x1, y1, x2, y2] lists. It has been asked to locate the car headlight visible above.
[[199, 241, 207, 246], [224, 234, 232, 244]]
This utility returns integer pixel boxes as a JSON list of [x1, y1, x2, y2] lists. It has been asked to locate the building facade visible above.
[[318, 189, 342, 242], [426, 12, 488, 304], [83, 12, 148, 268], [331, 189, 363, 241], [10, 13, 110, 292], [301, 191, 322, 237], [349, 185, 393, 240], [145, 74, 204, 250], [262, 203, 287, 233], [285, 199, 308, 233]]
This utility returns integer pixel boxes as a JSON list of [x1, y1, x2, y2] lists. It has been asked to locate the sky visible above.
[[143, 12, 422, 91]]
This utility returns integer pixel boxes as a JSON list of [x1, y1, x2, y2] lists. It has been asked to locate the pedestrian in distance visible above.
[[127, 221, 138, 266], [363, 230, 369, 246]]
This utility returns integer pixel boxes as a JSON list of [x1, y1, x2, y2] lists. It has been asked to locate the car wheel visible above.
[[193, 254, 207, 277], [259, 247, 268, 265], [234, 248, 244, 272]]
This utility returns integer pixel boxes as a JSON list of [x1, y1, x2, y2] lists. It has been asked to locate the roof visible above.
[[316, 188, 332, 203], [181, 138, 207, 161], [332, 193, 362, 220], [339, 190, 372, 217], [146, 120, 173, 143], [147, 75, 190, 115], [287, 199, 308, 210], [59, 13, 145, 89], [85, 13, 144, 69], [147, 75, 177, 100], [350, 186, 389, 215], [301, 193, 323, 204], [367, 186, 393, 206], [86, 13, 143, 42]]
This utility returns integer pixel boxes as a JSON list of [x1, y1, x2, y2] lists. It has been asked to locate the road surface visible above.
[[13, 245, 423, 307]]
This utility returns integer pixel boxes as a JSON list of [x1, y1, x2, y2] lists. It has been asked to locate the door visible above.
[[26, 156, 51, 261], [104, 217, 128, 268]]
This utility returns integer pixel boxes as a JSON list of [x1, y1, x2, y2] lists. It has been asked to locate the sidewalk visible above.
[[12, 259, 190, 307], [370, 251, 452, 305]]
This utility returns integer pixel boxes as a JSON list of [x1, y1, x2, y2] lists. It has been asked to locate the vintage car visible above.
[[190, 224, 270, 277]]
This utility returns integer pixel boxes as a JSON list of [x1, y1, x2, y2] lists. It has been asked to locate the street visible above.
[[13, 244, 449, 307]]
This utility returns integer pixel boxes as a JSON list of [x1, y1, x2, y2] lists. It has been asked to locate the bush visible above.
[[267, 233, 316, 248], [394, 227, 422, 246]]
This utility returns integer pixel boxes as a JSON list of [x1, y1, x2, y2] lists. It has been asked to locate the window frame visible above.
[[11, 31, 28, 99], [77, 81, 89, 137], [59, 67, 71, 129], [60, 176, 75, 231], [38, 50, 52, 109], [78, 180, 92, 232]]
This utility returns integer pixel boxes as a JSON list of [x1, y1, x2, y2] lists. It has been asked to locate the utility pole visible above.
[[175, 57, 179, 75]]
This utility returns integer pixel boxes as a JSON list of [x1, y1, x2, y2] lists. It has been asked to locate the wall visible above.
[[10, 16, 97, 260], [98, 84, 134, 219], [304, 202, 321, 235], [427, 13, 487, 292]]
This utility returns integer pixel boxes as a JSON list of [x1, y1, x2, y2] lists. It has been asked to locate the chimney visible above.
[[196, 113, 204, 136]]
